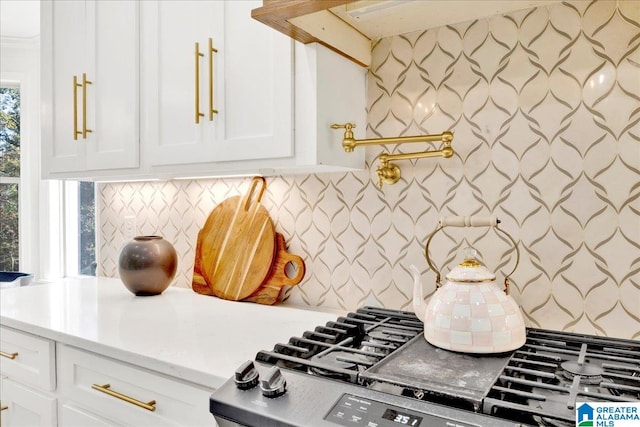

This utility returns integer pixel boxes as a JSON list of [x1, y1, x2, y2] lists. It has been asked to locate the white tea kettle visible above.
[[411, 215, 526, 353]]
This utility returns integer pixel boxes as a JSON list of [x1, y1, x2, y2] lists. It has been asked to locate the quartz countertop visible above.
[[0, 277, 342, 389]]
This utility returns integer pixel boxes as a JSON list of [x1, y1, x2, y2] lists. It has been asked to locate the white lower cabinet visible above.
[[0, 326, 55, 392], [57, 345, 215, 426], [0, 327, 57, 427], [0, 379, 57, 427], [1, 326, 216, 427]]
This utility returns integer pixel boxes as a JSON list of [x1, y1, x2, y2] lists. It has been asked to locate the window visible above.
[[2, 40, 95, 279], [79, 181, 96, 275], [0, 85, 21, 271], [63, 181, 97, 277]]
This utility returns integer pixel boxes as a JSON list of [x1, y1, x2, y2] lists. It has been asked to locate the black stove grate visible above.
[[484, 329, 640, 425], [255, 306, 423, 383], [254, 307, 639, 427]]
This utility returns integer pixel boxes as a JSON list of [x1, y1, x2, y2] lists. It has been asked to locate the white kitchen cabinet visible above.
[[0, 379, 57, 427], [142, 0, 293, 169], [0, 327, 57, 427], [41, 0, 365, 181], [57, 345, 215, 426], [0, 326, 55, 392], [145, 39, 366, 178], [41, 0, 139, 178], [0, 325, 215, 427]]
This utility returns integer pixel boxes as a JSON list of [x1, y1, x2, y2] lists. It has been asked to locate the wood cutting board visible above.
[[192, 177, 276, 300], [243, 233, 305, 305]]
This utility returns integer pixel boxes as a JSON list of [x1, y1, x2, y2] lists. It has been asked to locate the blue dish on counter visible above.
[[0, 272, 34, 288]]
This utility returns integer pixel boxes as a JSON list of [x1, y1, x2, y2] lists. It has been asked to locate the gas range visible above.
[[209, 307, 640, 427]]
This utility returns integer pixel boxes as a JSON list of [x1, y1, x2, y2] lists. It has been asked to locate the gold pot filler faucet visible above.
[[331, 123, 454, 188]]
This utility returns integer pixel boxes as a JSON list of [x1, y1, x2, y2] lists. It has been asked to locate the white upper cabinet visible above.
[[41, 0, 139, 178], [41, 0, 366, 180], [142, 0, 293, 169]]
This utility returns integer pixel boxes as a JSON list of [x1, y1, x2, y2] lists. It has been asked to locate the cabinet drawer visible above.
[[0, 326, 55, 391], [1, 378, 57, 426], [58, 344, 215, 426]]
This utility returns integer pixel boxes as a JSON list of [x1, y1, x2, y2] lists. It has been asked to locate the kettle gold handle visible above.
[[425, 216, 520, 294]]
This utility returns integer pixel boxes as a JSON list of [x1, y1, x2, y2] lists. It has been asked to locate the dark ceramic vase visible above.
[[118, 236, 178, 296]]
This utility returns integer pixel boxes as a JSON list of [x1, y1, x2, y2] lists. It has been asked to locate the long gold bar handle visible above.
[[82, 73, 93, 139], [208, 38, 218, 121], [91, 384, 156, 412], [1, 404, 8, 411], [0, 351, 18, 359], [195, 42, 205, 124], [73, 75, 82, 140]]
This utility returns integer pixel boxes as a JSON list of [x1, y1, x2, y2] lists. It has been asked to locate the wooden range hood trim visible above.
[[252, 0, 371, 67]]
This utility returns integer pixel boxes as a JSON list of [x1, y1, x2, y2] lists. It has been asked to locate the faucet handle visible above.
[[330, 123, 355, 131], [331, 123, 357, 152]]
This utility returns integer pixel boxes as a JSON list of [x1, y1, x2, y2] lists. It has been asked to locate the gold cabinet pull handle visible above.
[[91, 384, 156, 412], [0, 405, 8, 411], [195, 42, 205, 124], [0, 351, 18, 360], [208, 38, 218, 121], [73, 75, 82, 140], [82, 73, 93, 138]]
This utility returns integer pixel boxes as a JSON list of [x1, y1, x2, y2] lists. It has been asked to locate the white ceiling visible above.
[[1, 0, 40, 39]]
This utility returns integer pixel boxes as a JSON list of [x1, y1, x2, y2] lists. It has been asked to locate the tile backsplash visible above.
[[99, 0, 639, 339]]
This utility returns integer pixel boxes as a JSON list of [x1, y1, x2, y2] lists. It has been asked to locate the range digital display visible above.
[[382, 408, 423, 426]]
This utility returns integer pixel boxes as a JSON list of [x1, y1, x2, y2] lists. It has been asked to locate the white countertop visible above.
[[0, 277, 343, 389]]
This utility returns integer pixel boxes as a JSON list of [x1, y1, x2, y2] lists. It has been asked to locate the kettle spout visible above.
[[410, 265, 428, 323]]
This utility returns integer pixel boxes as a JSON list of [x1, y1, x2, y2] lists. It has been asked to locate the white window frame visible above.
[[2, 37, 64, 280], [0, 81, 22, 271]]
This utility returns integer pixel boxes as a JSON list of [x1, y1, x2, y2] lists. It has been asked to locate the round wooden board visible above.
[[195, 190, 276, 301]]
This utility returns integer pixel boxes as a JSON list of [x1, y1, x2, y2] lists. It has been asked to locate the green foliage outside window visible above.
[[80, 181, 96, 275]]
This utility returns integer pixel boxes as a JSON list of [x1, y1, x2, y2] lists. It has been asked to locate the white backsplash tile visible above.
[[99, 0, 640, 340]]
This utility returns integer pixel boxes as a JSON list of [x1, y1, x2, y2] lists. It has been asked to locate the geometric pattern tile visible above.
[[99, 0, 640, 340]]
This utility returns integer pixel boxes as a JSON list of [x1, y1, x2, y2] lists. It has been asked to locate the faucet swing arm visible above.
[[330, 123, 455, 188]]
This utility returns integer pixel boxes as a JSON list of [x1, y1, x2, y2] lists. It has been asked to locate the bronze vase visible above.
[[118, 236, 178, 296]]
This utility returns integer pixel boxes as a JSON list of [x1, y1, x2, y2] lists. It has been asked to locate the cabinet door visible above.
[[42, 0, 139, 176], [144, 0, 293, 168], [215, 0, 293, 162], [44, 0, 87, 173], [0, 379, 57, 427], [84, 0, 139, 171], [142, 1, 222, 167]]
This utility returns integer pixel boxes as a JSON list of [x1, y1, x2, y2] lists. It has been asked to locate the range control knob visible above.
[[234, 360, 259, 390], [260, 366, 287, 398]]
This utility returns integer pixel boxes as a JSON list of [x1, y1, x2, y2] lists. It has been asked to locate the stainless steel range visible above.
[[209, 307, 640, 427]]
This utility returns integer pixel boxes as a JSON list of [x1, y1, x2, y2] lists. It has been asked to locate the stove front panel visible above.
[[209, 361, 525, 427]]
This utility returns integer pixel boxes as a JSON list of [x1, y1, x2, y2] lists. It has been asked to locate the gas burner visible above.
[[561, 360, 603, 384], [526, 387, 585, 425], [484, 330, 640, 425]]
